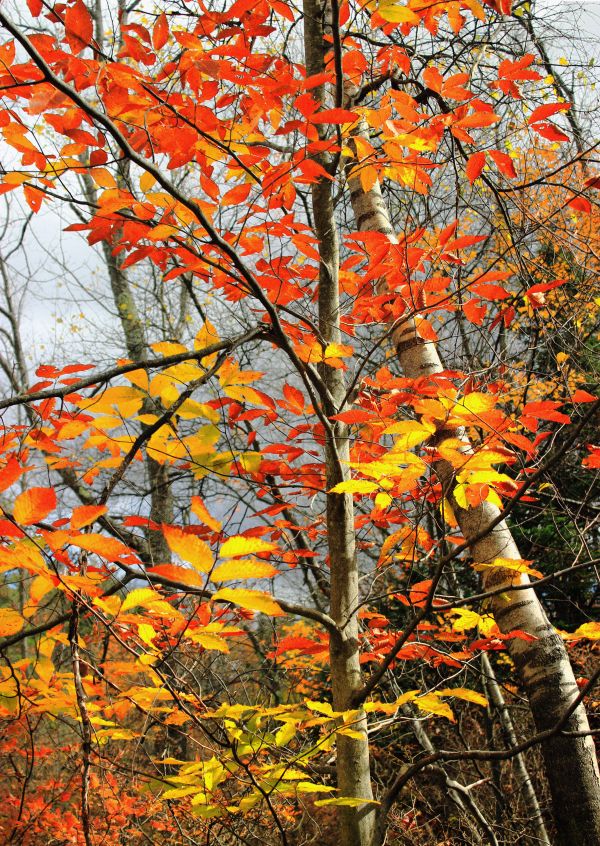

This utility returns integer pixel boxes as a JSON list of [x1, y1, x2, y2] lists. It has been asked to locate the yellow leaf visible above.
[[377, 0, 420, 23], [296, 782, 335, 793], [77, 386, 143, 417], [219, 536, 277, 558], [323, 342, 353, 360], [28, 573, 56, 606], [195, 319, 220, 365], [163, 525, 213, 573], [121, 588, 159, 613], [383, 420, 435, 449], [138, 623, 157, 648], [414, 693, 455, 721], [212, 588, 283, 616], [573, 622, 600, 640], [187, 631, 229, 652], [329, 480, 379, 494], [437, 687, 488, 707], [224, 385, 267, 406], [139, 170, 156, 192], [211, 559, 279, 582], [448, 608, 482, 631], [176, 400, 219, 422], [473, 557, 542, 579], [191, 497, 222, 532], [359, 164, 378, 192], [0, 608, 24, 637]]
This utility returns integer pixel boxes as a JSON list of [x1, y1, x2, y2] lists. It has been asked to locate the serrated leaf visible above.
[[0, 608, 24, 637], [71, 504, 107, 530], [211, 559, 279, 582], [163, 525, 213, 573], [437, 687, 488, 706], [212, 588, 283, 616], [13, 487, 56, 525], [121, 588, 159, 613], [219, 536, 277, 558]]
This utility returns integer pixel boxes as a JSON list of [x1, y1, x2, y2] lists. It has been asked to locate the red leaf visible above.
[[583, 445, 600, 468], [281, 383, 305, 414], [466, 151, 486, 184], [488, 150, 517, 179], [532, 122, 569, 143], [526, 278, 567, 296], [309, 108, 358, 124], [568, 196, 592, 214], [571, 390, 597, 403], [152, 12, 169, 50], [26, 0, 43, 14], [443, 234, 487, 252], [65, 0, 94, 51], [471, 283, 511, 300], [222, 183, 252, 206], [463, 298, 487, 325], [13, 487, 57, 525], [528, 102, 570, 124], [0, 457, 25, 493]]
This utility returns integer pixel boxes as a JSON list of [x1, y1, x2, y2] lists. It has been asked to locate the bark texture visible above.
[[345, 125, 600, 846], [303, 3, 376, 844]]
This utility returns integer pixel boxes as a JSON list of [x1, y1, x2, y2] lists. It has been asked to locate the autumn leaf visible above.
[[309, 109, 358, 124], [212, 587, 283, 616], [0, 608, 25, 637], [71, 504, 107, 530], [13, 487, 56, 525], [210, 559, 279, 581], [219, 536, 278, 558], [163, 525, 213, 573], [329, 480, 379, 495]]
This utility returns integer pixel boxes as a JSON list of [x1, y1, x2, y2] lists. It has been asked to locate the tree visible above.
[[0, 2, 598, 846]]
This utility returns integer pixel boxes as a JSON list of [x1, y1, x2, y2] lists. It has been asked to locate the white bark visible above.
[[345, 125, 600, 846], [303, 5, 376, 844]]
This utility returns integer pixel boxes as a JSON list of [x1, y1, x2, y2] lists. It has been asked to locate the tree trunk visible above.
[[303, 4, 376, 844], [345, 126, 600, 846], [481, 652, 550, 846]]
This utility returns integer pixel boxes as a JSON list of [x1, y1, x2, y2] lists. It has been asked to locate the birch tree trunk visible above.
[[345, 124, 600, 846], [303, 4, 376, 844]]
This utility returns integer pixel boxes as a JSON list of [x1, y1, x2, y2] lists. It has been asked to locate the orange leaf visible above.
[[466, 151, 486, 184], [571, 390, 597, 403], [0, 457, 25, 493], [528, 103, 570, 124], [13, 487, 56, 526], [488, 150, 516, 179], [309, 108, 358, 124], [222, 183, 252, 206], [65, 0, 93, 50], [152, 12, 169, 50], [71, 505, 108, 531]]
